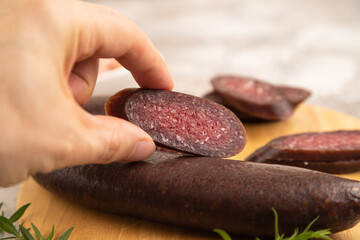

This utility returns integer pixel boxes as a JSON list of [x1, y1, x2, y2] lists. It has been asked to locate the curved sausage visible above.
[[246, 130, 360, 173], [211, 75, 294, 120], [203, 83, 310, 122], [34, 151, 360, 237]]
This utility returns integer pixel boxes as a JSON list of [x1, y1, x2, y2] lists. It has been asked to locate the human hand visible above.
[[0, 0, 173, 186]]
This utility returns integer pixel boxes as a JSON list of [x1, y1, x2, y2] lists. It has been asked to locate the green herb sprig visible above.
[[0, 202, 73, 240], [214, 208, 332, 240]]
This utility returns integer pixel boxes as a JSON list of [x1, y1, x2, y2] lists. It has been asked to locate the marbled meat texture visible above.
[[246, 130, 360, 173], [34, 151, 360, 237], [211, 75, 294, 120], [105, 88, 246, 158], [203, 84, 310, 122]]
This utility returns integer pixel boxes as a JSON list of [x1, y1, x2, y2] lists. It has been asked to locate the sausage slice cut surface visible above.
[[106, 88, 246, 158], [203, 91, 256, 121], [204, 82, 310, 121], [246, 130, 360, 173], [211, 75, 294, 120]]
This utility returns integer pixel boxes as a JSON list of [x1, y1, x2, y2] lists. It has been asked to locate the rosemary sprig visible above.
[[214, 208, 332, 240], [0, 202, 73, 240]]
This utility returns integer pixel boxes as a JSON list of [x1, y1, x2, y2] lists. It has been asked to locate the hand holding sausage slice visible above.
[[0, 0, 173, 186]]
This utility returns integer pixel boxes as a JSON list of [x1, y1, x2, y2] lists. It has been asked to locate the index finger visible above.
[[73, 1, 173, 90]]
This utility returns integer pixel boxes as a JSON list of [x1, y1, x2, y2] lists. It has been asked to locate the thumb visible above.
[[59, 114, 156, 169], [89, 115, 156, 163]]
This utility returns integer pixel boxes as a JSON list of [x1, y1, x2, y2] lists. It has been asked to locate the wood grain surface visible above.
[[17, 104, 360, 240]]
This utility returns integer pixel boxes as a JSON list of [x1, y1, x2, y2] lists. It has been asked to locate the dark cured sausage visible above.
[[105, 88, 246, 158], [211, 75, 294, 120], [246, 130, 360, 173], [33, 151, 360, 237], [204, 82, 310, 122], [277, 85, 311, 107], [202, 91, 255, 120], [204, 86, 310, 114]]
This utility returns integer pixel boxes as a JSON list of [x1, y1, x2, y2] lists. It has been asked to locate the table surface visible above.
[[1, 0, 360, 227]]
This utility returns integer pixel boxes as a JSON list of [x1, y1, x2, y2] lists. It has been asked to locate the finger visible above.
[[98, 58, 122, 73], [68, 58, 99, 105], [56, 114, 156, 169], [74, 1, 173, 90], [89, 115, 156, 163]]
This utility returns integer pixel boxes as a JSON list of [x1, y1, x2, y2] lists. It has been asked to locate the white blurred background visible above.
[[91, 0, 360, 117]]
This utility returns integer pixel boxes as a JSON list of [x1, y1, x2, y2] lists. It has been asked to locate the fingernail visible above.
[[127, 140, 155, 162]]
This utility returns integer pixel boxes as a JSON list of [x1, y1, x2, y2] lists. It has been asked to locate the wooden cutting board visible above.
[[17, 104, 360, 240]]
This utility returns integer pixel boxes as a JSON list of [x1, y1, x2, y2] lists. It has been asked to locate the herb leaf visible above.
[[289, 229, 332, 240], [0, 203, 73, 240], [31, 223, 43, 240], [0, 203, 3, 236], [57, 227, 74, 240], [0, 216, 20, 237], [45, 226, 54, 240], [19, 225, 36, 240], [213, 229, 232, 240], [272, 208, 281, 240], [9, 203, 30, 223], [0, 236, 18, 239], [213, 208, 333, 240]]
